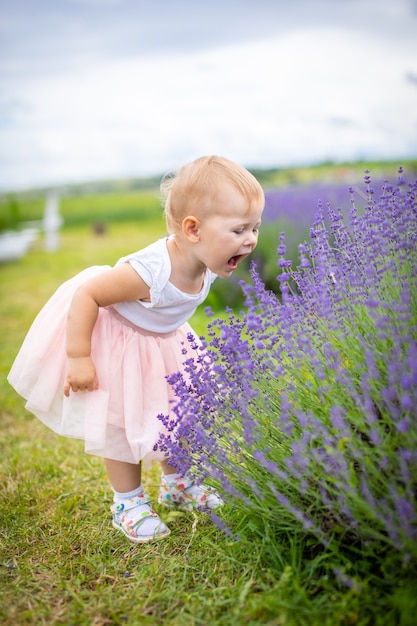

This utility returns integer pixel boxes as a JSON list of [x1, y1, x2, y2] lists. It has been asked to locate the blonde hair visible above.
[[160, 155, 264, 233]]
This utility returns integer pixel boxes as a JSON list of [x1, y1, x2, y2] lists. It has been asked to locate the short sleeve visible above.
[[115, 238, 171, 306], [126, 257, 153, 288]]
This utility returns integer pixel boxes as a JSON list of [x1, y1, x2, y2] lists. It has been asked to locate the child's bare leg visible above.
[[160, 459, 178, 476], [105, 458, 142, 491]]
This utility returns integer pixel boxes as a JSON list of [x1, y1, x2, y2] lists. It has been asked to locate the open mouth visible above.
[[227, 254, 244, 270]]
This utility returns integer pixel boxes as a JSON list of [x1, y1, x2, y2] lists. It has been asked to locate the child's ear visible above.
[[182, 216, 200, 242]]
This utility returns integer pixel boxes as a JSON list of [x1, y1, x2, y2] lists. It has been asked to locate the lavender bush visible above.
[[211, 179, 388, 307], [262, 179, 386, 224], [158, 168, 417, 566]]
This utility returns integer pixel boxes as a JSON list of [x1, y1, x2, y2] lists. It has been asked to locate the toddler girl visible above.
[[8, 155, 264, 543]]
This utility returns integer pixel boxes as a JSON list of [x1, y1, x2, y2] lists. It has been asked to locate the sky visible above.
[[1, 0, 417, 191]]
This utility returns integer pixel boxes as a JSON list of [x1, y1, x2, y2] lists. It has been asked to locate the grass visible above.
[[0, 187, 163, 231], [1, 216, 414, 625]]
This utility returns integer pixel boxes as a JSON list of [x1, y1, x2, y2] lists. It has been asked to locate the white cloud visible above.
[[1, 1, 417, 190]]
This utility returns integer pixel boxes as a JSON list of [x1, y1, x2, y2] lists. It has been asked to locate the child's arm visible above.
[[64, 263, 150, 396]]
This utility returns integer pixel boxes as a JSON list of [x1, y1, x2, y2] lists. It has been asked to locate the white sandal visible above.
[[158, 474, 223, 511], [111, 493, 171, 543]]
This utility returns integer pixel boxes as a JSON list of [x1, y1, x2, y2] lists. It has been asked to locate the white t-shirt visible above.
[[113, 237, 217, 332]]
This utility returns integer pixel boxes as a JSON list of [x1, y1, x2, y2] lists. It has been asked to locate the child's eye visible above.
[[234, 229, 244, 235]]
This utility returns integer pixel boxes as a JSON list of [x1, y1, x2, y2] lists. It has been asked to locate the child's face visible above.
[[194, 185, 263, 278]]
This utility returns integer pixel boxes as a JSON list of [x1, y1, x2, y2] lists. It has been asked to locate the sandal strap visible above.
[[111, 493, 159, 534], [170, 474, 217, 494], [171, 474, 194, 490], [110, 493, 151, 515]]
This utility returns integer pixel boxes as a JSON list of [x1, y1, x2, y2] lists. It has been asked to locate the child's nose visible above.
[[245, 231, 258, 247]]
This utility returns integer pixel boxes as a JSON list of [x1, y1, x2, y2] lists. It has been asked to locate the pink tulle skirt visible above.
[[8, 266, 200, 467]]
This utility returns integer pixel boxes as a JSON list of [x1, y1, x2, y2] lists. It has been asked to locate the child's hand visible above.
[[64, 356, 99, 397]]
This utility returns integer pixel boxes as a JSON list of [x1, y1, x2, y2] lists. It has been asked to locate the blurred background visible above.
[[1, 0, 416, 191], [1, 0, 417, 309]]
